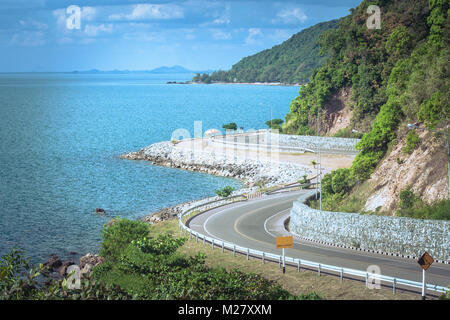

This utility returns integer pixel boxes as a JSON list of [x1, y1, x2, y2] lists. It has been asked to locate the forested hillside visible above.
[[286, 0, 449, 216], [193, 20, 338, 84]]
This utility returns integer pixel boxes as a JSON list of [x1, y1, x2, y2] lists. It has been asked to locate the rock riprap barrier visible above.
[[121, 141, 312, 187], [290, 200, 450, 262]]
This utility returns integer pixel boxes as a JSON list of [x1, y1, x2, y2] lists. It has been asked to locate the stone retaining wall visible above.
[[289, 200, 450, 262], [273, 133, 360, 153], [213, 130, 360, 154]]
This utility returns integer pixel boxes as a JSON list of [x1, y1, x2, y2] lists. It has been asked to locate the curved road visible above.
[[187, 190, 450, 291]]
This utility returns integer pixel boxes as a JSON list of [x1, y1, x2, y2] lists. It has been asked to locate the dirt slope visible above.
[[364, 126, 449, 213]]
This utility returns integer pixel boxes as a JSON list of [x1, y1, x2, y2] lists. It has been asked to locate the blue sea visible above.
[[0, 73, 299, 262]]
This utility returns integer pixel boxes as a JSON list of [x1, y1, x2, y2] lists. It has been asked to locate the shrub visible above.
[[399, 187, 417, 209], [298, 175, 310, 184], [0, 249, 130, 300], [402, 130, 420, 154], [99, 218, 150, 260], [397, 199, 450, 220], [93, 230, 317, 300], [215, 186, 235, 198]]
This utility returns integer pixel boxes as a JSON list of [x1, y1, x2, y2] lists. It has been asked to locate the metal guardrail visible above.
[[178, 195, 450, 296], [264, 183, 316, 195]]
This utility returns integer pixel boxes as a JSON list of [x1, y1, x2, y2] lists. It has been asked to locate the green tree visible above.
[[222, 122, 237, 131], [215, 186, 235, 198], [265, 119, 284, 131]]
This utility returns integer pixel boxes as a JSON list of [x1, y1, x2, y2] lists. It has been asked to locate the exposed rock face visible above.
[[79, 253, 104, 270], [364, 127, 449, 213], [57, 261, 75, 278], [321, 87, 353, 136], [121, 141, 312, 188], [78, 253, 104, 277], [43, 254, 62, 270], [306, 87, 354, 136]]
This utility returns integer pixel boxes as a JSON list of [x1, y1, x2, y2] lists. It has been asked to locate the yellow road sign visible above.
[[276, 236, 293, 249], [418, 252, 434, 271]]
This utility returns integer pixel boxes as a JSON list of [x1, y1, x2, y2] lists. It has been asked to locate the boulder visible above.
[[57, 260, 75, 278], [95, 208, 106, 214], [43, 254, 62, 271], [79, 253, 104, 270]]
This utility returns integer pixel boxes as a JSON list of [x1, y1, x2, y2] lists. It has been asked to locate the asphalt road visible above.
[[187, 190, 450, 291]]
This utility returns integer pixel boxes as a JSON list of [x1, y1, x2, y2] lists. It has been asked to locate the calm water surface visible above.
[[0, 73, 299, 262]]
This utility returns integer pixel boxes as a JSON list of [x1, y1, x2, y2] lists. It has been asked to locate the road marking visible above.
[[201, 194, 302, 247], [263, 209, 290, 238]]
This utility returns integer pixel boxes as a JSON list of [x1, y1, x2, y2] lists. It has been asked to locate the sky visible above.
[[0, 0, 362, 72]]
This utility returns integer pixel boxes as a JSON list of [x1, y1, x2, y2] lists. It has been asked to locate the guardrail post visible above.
[[365, 273, 369, 288], [393, 278, 396, 294], [340, 268, 343, 283], [318, 264, 321, 276], [222, 242, 224, 253], [279, 256, 281, 268], [262, 252, 265, 264], [202, 236, 205, 245], [212, 239, 214, 249], [422, 269, 426, 300], [233, 245, 236, 257], [196, 233, 198, 243], [246, 248, 249, 260], [189, 231, 192, 240], [297, 260, 300, 272]]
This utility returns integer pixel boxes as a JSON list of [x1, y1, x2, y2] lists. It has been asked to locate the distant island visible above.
[[70, 65, 212, 75]]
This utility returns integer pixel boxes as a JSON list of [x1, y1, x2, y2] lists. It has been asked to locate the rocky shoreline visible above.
[[41, 138, 312, 271], [121, 141, 312, 188], [121, 140, 312, 224]]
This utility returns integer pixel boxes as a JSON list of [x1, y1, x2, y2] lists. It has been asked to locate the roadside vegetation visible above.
[[286, 0, 449, 217], [396, 188, 450, 220], [0, 218, 321, 300], [215, 186, 235, 198]]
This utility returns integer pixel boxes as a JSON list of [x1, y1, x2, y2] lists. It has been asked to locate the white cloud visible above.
[[56, 37, 74, 45], [245, 28, 262, 45], [10, 31, 46, 46], [272, 7, 307, 24], [53, 6, 96, 31], [213, 3, 231, 24], [211, 29, 232, 40], [123, 32, 162, 43], [81, 7, 97, 21], [19, 19, 48, 30], [84, 24, 113, 37], [109, 4, 184, 21]]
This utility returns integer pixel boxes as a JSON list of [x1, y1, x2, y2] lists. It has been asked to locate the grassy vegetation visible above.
[[92, 218, 322, 300], [1, 216, 433, 300], [148, 218, 420, 300], [396, 187, 450, 220]]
